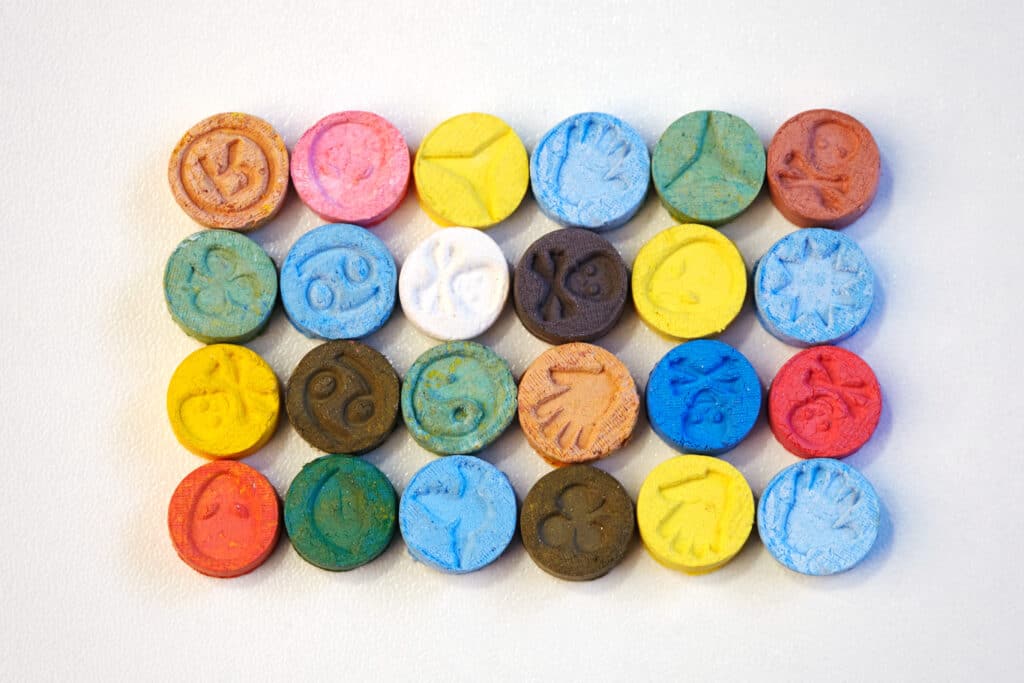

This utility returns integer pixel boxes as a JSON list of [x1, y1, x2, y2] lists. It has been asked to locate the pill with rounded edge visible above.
[[291, 111, 410, 226]]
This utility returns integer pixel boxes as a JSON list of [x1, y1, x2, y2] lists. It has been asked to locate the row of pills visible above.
[[168, 109, 879, 234], [171, 452, 880, 580], [168, 341, 881, 463], [165, 222, 874, 347]]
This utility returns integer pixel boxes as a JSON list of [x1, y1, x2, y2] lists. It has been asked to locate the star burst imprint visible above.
[[771, 236, 863, 329]]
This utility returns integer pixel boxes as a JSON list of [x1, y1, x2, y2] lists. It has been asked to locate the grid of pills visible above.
[[163, 108, 883, 581]]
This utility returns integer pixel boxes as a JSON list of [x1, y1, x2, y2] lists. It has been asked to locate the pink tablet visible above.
[[291, 111, 410, 225]]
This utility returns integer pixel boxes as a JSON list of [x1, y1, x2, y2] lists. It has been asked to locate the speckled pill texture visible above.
[[164, 230, 277, 343], [399, 455, 517, 574], [401, 341, 517, 455], [284, 454, 397, 571], [652, 110, 765, 226], [754, 228, 874, 346], [531, 112, 650, 230], [280, 223, 397, 340]]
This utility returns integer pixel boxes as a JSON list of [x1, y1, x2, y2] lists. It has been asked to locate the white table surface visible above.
[[1, 1, 1021, 679]]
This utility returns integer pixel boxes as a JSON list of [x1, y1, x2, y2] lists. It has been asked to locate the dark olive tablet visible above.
[[286, 341, 400, 454], [520, 464, 635, 581], [513, 228, 628, 344], [284, 455, 397, 571]]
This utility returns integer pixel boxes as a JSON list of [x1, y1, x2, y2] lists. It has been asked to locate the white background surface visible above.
[[1, 1, 1021, 680]]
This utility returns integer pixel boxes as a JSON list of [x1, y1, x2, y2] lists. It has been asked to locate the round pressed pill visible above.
[[280, 223, 397, 339], [754, 228, 874, 346], [518, 343, 639, 465], [513, 228, 629, 344], [163, 230, 278, 343], [401, 342, 517, 455], [291, 111, 410, 226], [520, 465, 634, 581], [768, 346, 882, 459], [284, 454, 397, 571], [637, 455, 754, 574], [399, 455, 516, 573], [168, 460, 280, 578], [285, 341, 400, 455], [414, 113, 529, 228], [767, 109, 881, 228], [651, 111, 765, 226], [646, 341, 761, 455], [398, 227, 509, 340], [758, 458, 880, 575], [168, 112, 289, 231], [631, 224, 747, 339], [166, 344, 280, 459], [530, 112, 650, 230]]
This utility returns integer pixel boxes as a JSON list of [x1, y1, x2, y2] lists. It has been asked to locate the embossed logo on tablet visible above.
[[646, 239, 732, 313], [775, 117, 862, 212], [298, 245, 382, 315], [418, 126, 516, 222], [188, 472, 262, 561], [668, 354, 744, 444], [767, 235, 865, 328], [766, 461, 878, 574], [533, 361, 616, 449], [548, 117, 630, 221], [655, 468, 732, 560], [538, 483, 611, 553], [175, 348, 278, 444], [411, 355, 491, 438], [188, 246, 261, 317], [529, 249, 618, 322], [183, 132, 270, 211], [786, 352, 875, 452], [308, 122, 385, 198], [307, 467, 375, 556], [303, 354, 378, 439], [409, 238, 503, 318], [660, 112, 759, 200], [408, 461, 499, 570]]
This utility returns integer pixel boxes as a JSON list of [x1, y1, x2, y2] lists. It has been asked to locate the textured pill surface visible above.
[[163, 230, 277, 343], [767, 109, 880, 229], [401, 342, 517, 455], [414, 113, 529, 228], [651, 111, 765, 226], [168, 112, 289, 231], [513, 228, 628, 344], [632, 223, 747, 339], [758, 458, 880, 575], [769, 346, 882, 458], [399, 456, 517, 574], [291, 111, 410, 226], [646, 340, 761, 455], [284, 454, 396, 571], [399, 227, 509, 340], [168, 460, 280, 578], [166, 344, 280, 459], [280, 223, 397, 339], [637, 455, 754, 574], [530, 112, 650, 230], [518, 343, 638, 465], [520, 464, 634, 581], [285, 341, 400, 455], [755, 228, 874, 346]]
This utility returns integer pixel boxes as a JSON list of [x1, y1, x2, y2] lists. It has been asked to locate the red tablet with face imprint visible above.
[[168, 461, 280, 578]]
